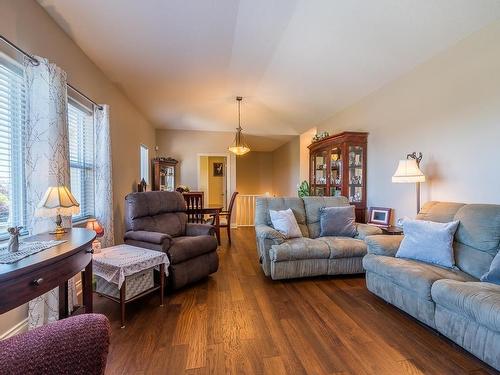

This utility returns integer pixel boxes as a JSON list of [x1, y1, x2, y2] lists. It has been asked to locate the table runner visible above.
[[0, 240, 67, 264], [93, 244, 169, 289]]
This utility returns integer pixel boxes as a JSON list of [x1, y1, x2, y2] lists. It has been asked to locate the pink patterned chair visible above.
[[0, 314, 110, 375]]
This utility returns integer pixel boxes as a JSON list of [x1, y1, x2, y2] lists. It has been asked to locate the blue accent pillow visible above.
[[319, 206, 357, 237], [481, 251, 500, 285], [396, 219, 460, 268]]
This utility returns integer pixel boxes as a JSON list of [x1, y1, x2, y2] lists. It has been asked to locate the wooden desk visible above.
[[0, 228, 96, 317]]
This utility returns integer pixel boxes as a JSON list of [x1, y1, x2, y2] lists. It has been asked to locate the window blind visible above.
[[0, 54, 25, 238], [68, 99, 95, 222]]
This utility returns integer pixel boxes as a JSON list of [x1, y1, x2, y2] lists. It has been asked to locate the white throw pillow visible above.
[[396, 218, 460, 268], [269, 208, 302, 239]]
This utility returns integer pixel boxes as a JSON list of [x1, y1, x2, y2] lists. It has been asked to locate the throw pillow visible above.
[[319, 206, 357, 237], [481, 251, 500, 285], [396, 219, 460, 268], [269, 208, 302, 239]]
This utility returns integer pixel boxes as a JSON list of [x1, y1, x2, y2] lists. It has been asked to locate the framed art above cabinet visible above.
[[308, 131, 368, 222]]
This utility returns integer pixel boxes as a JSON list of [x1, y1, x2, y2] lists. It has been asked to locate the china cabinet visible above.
[[308, 132, 368, 222], [152, 157, 178, 191]]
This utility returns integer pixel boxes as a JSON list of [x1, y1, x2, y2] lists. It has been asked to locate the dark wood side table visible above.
[[0, 228, 96, 317], [381, 226, 404, 235]]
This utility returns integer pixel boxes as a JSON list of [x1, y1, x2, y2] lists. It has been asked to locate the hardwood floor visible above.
[[95, 228, 497, 375]]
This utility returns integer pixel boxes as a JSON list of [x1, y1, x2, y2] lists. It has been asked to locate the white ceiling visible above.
[[39, 0, 500, 144]]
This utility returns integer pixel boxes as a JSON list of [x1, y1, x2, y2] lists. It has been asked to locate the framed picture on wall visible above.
[[368, 207, 392, 228], [213, 162, 224, 177]]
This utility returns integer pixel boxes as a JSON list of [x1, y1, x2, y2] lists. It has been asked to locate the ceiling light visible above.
[[228, 96, 250, 156]]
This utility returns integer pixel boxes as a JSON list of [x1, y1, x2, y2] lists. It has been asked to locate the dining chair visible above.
[[183, 192, 204, 223], [209, 191, 238, 244]]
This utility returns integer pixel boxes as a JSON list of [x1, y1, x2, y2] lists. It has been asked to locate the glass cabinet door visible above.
[[330, 147, 342, 197], [348, 145, 364, 203], [160, 165, 175, 191], [312, 150, 327, 196]]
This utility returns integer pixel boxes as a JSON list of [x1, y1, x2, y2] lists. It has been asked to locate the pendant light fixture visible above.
[[228, 96, 251, 156]]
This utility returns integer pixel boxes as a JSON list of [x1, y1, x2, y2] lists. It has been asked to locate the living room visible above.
[[1, 0, 500, 374]]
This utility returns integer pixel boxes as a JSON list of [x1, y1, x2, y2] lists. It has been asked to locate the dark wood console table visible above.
[[0, 228, 96, 317]]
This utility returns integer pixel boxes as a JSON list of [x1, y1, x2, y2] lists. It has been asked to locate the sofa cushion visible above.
[[455, 242, 495, 280], [481, 251, 500, 285], [363, 254, 476, 300], [396, 219, 459, 268], [416, 201, 465, 223], [303, 196, 349, 239], [270, 238, 330, 262], [317, 237, 366, 259], [431, 280, 500, 332], [168, 235, 218, 264], [454, 204, 500, 254], [255, 197, 309, 237], [270, 208, 302, 239], [319, 206, 357, 237], [130, 212, 187, 237]]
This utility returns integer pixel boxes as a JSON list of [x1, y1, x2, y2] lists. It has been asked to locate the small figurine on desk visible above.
[[7, 226, 22, 253]]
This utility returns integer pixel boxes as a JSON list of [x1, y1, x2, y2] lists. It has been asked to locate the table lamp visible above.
[[35, 186, 80, 235], [392, 152, 426, 213], [86, 218, 104, 252]]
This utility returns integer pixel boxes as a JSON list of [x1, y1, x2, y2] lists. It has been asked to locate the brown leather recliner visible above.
[[124, 191, 219, 290]]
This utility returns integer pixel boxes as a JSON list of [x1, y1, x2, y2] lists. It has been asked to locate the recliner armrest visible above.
[[365, 235, 404, 257], [355, 223, 383, 240], [124, 230, 172, 246], [255, 225, 285, 245], [186, 223, 215, 237]]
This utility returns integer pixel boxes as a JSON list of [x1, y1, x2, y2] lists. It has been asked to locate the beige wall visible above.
[[0, 0, 155, 337], [272, 137, 300, 197], [155, 129, 237, 207], [316, 20, 500, 221], [236, 152, 274, 195]]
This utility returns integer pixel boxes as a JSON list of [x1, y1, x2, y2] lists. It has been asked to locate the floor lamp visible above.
[[392, 152, 426, 213]]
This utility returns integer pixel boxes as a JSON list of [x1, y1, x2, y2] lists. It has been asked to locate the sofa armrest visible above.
[[186, 223, 215, 237], [355, 223, 383, 240], [365, 235, 404, 257], [255, 224, 286, 244], [0, 314, 110, 375], [124, 230, 172, 246]]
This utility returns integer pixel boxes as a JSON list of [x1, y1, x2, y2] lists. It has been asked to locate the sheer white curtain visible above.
[[23, 56, 77, 328], [94, 105, 114, 248]]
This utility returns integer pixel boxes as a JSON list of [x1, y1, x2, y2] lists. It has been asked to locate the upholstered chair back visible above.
[[417, 201, 500, 278], [303, 196, 350, 238], [255, 197, 309, 237], [125, 191, 188, 237]]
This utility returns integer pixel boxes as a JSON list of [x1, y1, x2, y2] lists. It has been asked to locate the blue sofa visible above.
[[363, 201, 500, 370]]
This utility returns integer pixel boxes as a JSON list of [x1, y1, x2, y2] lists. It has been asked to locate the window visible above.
[[140, 144, 149, 184], [68, 99, 95, 222], [0, 53, 26, 238]]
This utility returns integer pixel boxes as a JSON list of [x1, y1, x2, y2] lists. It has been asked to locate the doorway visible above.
[[198, 155, 228, 210]]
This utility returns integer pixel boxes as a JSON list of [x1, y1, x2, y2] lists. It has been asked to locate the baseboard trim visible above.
[[0, 317, 28, 340]]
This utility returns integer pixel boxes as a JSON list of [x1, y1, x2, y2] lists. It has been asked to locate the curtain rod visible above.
[[0, 35, 103, 110]]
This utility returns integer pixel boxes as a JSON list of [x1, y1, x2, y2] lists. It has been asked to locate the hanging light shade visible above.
[[228, 96, 251, 156]]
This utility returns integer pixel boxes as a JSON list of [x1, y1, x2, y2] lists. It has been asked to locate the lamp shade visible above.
[[392, 159, 425, 183], [35, 186, 80, 217], [86, 218, 104, 237]]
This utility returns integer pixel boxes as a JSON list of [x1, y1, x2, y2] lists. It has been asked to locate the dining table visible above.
[[186, 204, 223, 245]]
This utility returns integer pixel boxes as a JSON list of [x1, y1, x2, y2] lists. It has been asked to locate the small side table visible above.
[[381, 226, 404, 235], [93, 244, 169, 328]]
